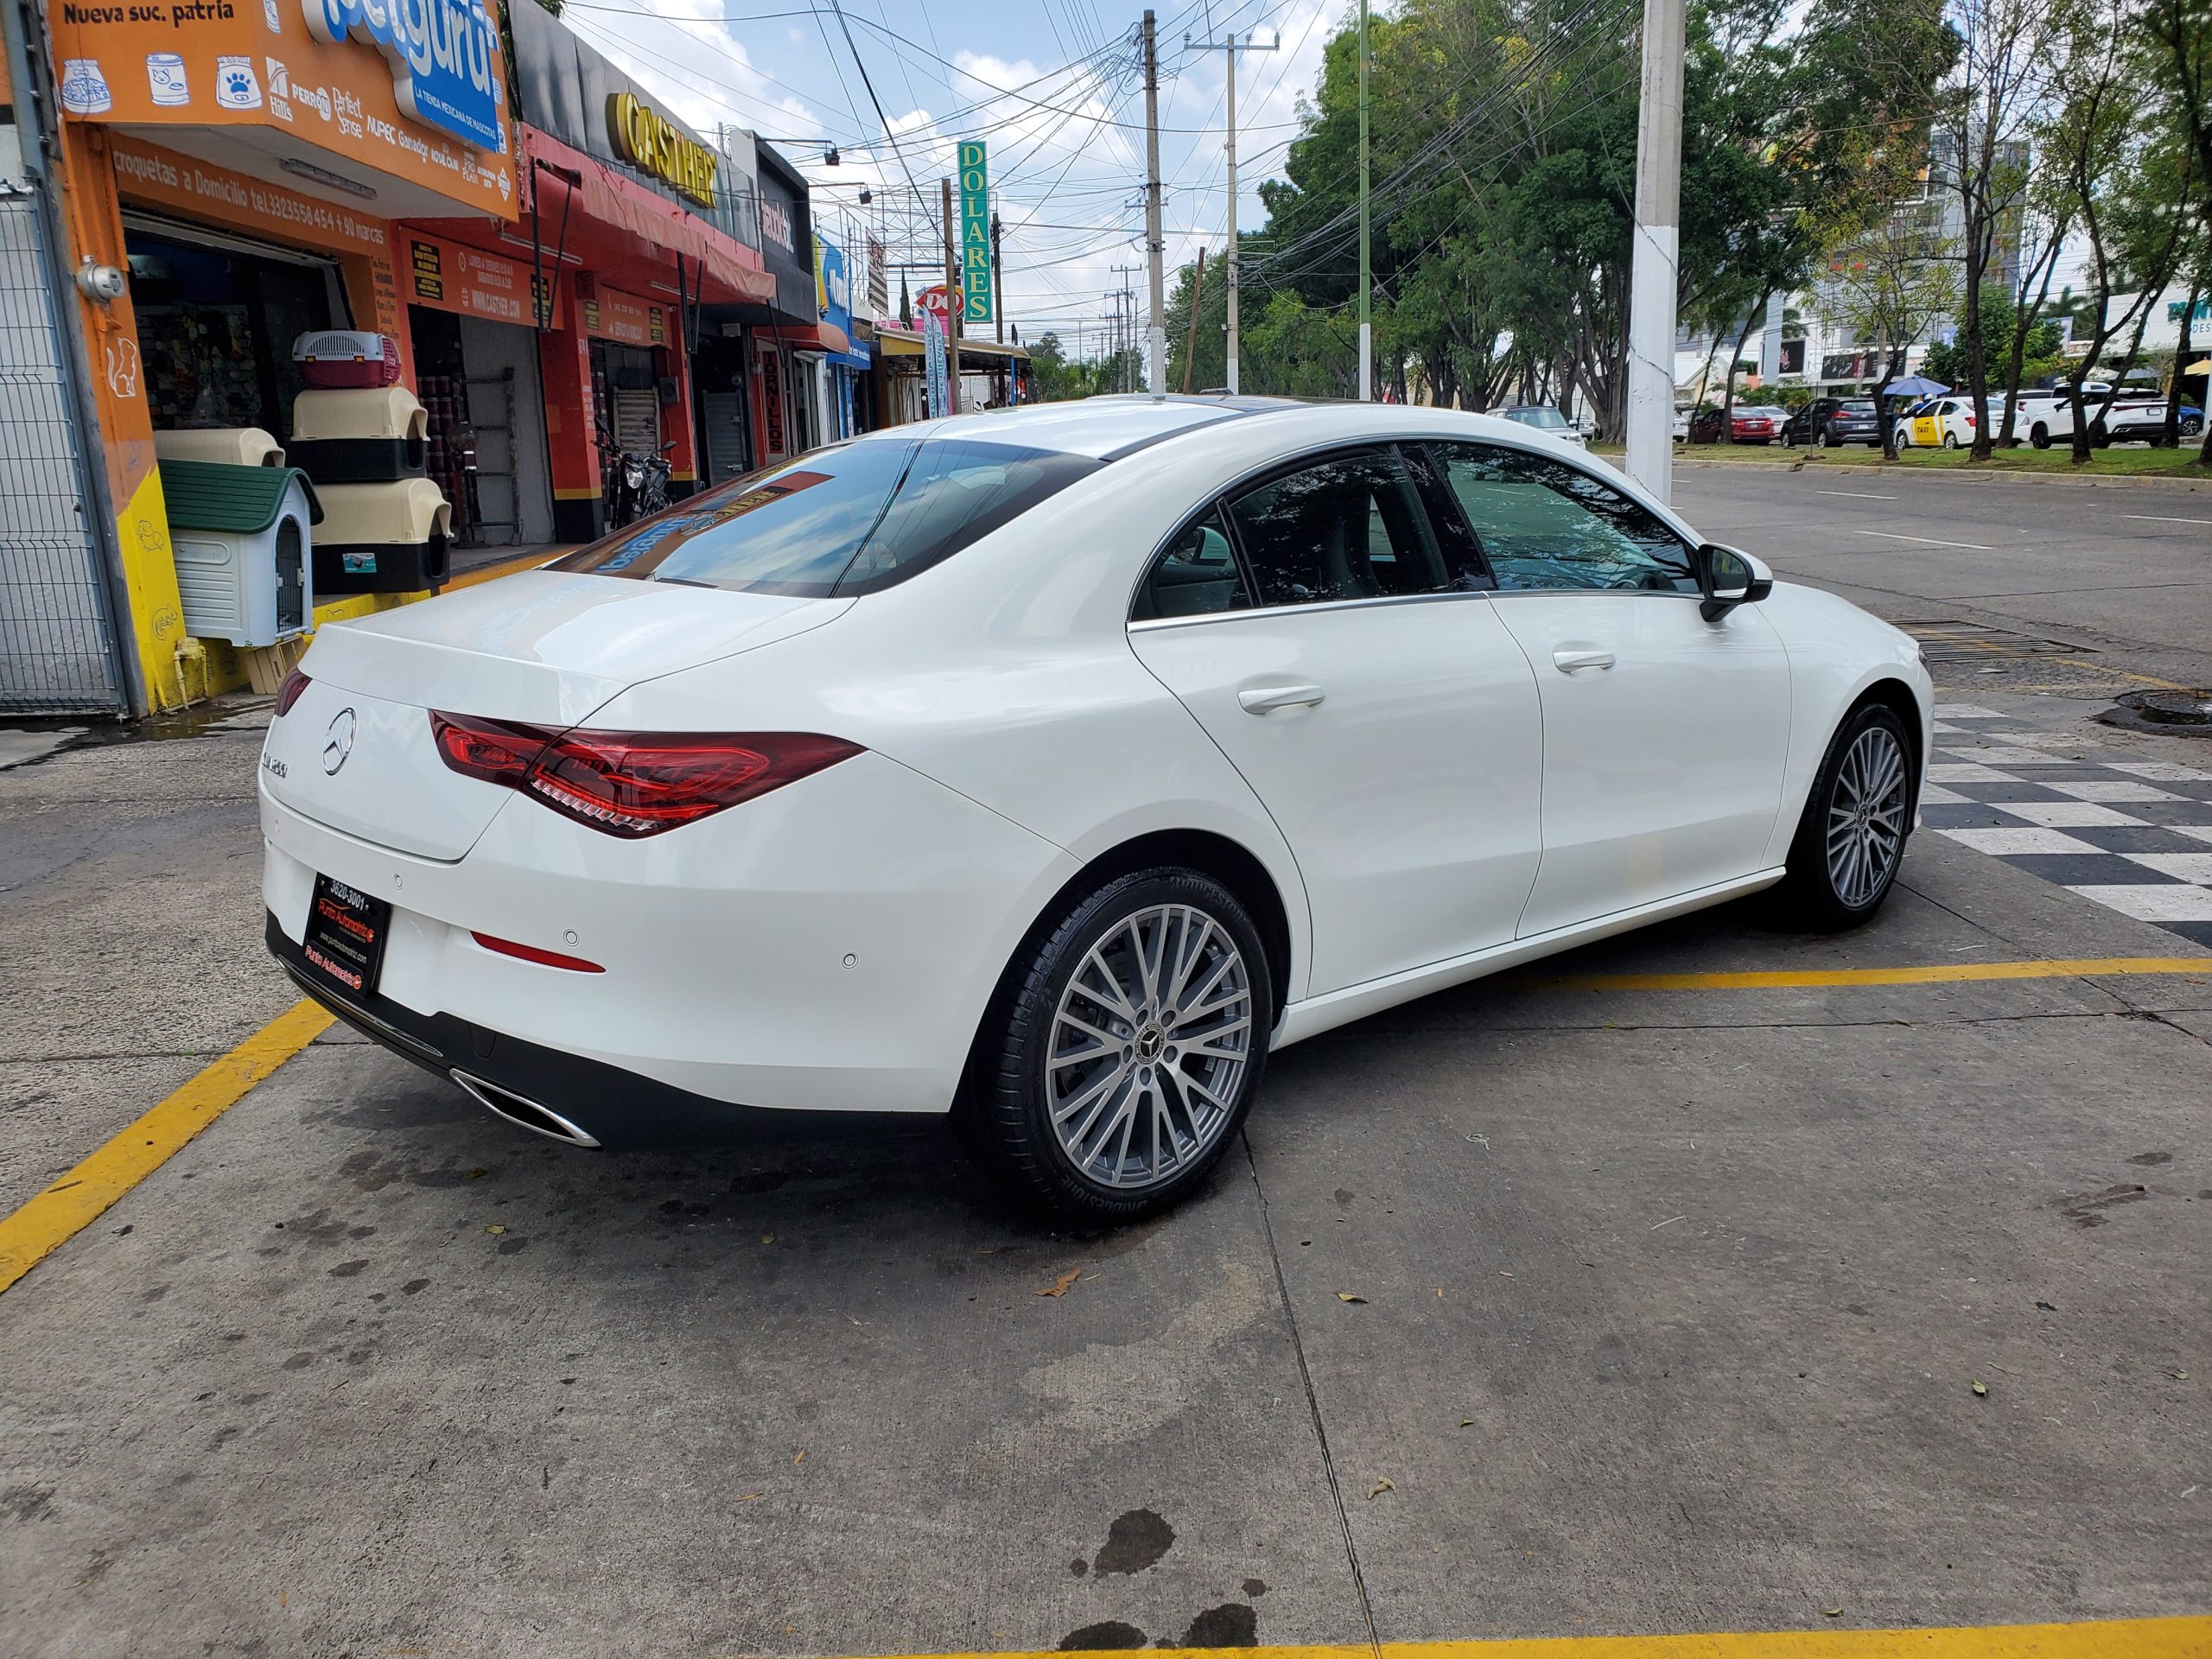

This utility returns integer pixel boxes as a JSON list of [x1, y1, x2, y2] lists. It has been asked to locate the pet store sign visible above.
[[302, 0, 505, 153]]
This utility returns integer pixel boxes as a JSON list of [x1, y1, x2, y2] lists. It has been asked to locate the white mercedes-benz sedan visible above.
[[261, 397, 1929, 1219]]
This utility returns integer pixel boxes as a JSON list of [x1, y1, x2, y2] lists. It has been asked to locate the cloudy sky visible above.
[[554, 0, 1339, 353]]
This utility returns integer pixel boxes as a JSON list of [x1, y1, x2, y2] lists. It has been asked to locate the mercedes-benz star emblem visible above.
[[322, 709, 357, 776]]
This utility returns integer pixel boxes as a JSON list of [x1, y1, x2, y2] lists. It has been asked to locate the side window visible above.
[[1226, 449, 1452, 607], [1133, 507, 1250, 621], [1427, 442, 1696, 594]]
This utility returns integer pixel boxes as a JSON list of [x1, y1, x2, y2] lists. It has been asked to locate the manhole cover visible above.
[[1897, 620, 2091, 660], [2097, 689, 2212, 736]]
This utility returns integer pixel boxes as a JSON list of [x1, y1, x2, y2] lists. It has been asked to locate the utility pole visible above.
[[1110, 264, 1142, 393], [942, 175, 959, 416], [1625, 0, 1684, 501], [1185, 31, 1275, 395], [991, 212, 1006, 345], [1357, 0, 1371, 402], [1141, 10, 1166, 395], [1182, 246, 1208, 392]]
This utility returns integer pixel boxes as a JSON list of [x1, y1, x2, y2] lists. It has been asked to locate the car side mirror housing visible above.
[[1693, 543, 1773, 622]]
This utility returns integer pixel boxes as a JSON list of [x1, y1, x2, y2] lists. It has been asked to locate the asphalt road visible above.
[[1672, 462, 2212, 691], [1, 469, 2209, 1657]]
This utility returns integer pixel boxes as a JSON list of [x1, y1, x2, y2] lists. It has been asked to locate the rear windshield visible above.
[[1839, 400, 1875, 415], [553, 437, 1102, 597]]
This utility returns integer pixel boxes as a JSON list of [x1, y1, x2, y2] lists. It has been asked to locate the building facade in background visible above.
[[0, 0, 831, 715]]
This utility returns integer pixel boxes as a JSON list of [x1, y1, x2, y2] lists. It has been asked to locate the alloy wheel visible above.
[[1825, 726, 1909, 910], [1046, 903, 1253, 1191]]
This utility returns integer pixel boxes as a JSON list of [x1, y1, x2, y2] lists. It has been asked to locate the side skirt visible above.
[[1270, 868, 1788, 1049]]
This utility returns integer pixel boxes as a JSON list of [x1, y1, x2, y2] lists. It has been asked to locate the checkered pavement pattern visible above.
[[1918, 704, 2212, 948]]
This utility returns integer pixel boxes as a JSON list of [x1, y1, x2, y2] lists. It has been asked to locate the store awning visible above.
[[874, 327, 1029, 362], [760, 321, 853, 355], [518, 127, 776, 308]]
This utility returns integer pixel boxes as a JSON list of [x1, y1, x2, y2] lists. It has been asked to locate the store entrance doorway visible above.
[[408, 308, 554, 549], [123, 219, 344, 443]]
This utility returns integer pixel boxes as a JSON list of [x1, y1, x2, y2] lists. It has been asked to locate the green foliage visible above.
[[1165, 0, 1953, 432], [1923, 288, 2065, 386], [1026, 333, 1122, 402]]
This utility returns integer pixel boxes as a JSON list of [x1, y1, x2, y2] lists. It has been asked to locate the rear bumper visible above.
[[269, 911, 800, 1147], [259, 747, 1082, 1123]]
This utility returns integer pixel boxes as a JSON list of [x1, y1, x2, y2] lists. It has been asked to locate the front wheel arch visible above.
[[1853, 677, 1926, 800]]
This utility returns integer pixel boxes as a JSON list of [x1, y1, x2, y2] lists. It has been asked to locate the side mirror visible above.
[[1694, 543, 1772, 622]]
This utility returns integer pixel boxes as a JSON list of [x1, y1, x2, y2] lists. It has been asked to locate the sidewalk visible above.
[[1642, 448, 2212, 493]]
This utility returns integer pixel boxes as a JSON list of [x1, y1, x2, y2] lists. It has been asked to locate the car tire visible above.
[[1777, 702, 1916, 931], [1942, 433, 1959, 448], [2184, 416, 2204, 437], [1814, 426, 1829, 448], [958, 868, 1271, 1222]]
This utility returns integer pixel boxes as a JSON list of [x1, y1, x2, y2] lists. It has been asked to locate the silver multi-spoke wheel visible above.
[[1825, 725, 1909, 909], [1046, 903, 1253, 1192]]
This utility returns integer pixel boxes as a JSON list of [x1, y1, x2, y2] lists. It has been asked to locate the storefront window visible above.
[[124, 228, 340, 442]]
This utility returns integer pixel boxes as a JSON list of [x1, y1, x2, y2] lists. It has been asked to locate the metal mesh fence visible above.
[[0, 186, 125, 715]]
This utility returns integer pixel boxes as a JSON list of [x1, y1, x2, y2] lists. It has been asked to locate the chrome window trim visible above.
[[1128, 588, 1498, 632]]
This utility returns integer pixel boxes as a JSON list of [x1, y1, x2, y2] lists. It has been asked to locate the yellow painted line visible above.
[[1543, 957, 2211, 992], [0, 1000, 333, 1297], [853, 1620, 2212, 1659], [444, 550, 569, 592]]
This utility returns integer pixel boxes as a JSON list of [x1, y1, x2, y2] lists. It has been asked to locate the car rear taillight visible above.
[[275, 670, 312, 716], [429, 712, 861, 838], [431, 711, 547, 785]]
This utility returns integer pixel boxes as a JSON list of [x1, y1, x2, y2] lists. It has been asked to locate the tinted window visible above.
[[1226, 450, 1453, 607], [1134, 508, 1250, 620], [1839, 400, 1874, 415], [553, 438, 1100, 596], [1427, 442, 1695, 594]]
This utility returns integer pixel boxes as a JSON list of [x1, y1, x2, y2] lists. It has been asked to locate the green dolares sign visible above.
[[960, 141, 992, 326]]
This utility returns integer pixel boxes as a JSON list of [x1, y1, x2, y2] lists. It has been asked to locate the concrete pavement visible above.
[[2, 474, 2209, 1656]]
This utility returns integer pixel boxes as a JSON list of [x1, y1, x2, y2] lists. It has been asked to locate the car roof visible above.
[[833, 396, 1606, 462], [842, 394, 1299, 460]]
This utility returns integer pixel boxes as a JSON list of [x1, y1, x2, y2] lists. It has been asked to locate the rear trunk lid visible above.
[[261, 570, 848, 861]]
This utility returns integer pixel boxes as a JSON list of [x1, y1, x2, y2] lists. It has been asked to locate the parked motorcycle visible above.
[[598, 424, 675, 529]]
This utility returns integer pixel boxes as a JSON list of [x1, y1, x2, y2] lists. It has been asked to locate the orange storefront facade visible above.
[[13, 0, 783, 714], [38, 0, 519, 709]]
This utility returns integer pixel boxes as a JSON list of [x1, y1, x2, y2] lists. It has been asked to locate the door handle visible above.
[[1238, 683, 1326, 715], [1552, 649, 1616, 674]]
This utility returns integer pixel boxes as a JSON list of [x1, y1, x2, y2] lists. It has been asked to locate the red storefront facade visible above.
[[408, 118, 773, 543]]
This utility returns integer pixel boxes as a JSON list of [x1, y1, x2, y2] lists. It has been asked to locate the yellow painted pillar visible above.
[[50, 125, 195, 712]]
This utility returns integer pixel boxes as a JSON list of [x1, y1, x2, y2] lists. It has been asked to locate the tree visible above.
[[1934, 0, 2065, 458], [1235, 0, 1951, 431], [1828, 206, 1961, 456], [2136, 0, 2212, 464], [1923, 286, 2063, 391], [2042, 0, 2198, 461]]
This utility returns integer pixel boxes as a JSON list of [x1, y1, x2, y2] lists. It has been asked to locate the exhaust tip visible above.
[[451, 1071, 602, 1147]]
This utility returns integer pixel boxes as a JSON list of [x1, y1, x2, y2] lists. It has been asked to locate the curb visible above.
[[1669, 456, 2210, 493]]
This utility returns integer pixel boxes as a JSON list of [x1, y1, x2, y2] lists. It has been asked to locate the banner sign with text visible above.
[[51, 0, 514, 217], [581, 284, 665, 348], [407, 234, 547, 327], [958, 140, 990, 326], [923, 307, 950, 417]]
